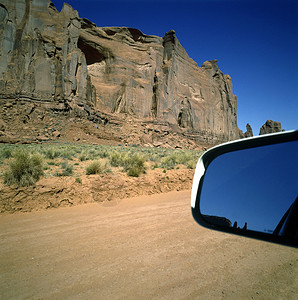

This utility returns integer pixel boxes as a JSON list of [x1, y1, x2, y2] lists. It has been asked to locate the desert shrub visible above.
[[152, 162, 159, 170], [175, 152, 197, 169], [96, 148, 109, 159], [56, 162, 73, 176], [74, 147, 82, 154], [86, 159, 110, 175], [110, 151, 129, 167], [43, 148, 60, 159], [60, 149, 75, 160], [0, 148, 13, 160], [75, 177, 82, 184], [185, 158, 196, 169], [79, 151, 89, 161], [4, 150, 44, 186], [0, 148, 11, 164], [160, 151, 200, 169], [88, 148, 96, 155], [109, 150, 146, 176], [124, 153, 146, 177], [160, 152, 180, 169], [109, 152, 120, 167]]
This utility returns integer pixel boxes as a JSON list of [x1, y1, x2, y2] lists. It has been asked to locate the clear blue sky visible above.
[[52, 0, 298, 135]]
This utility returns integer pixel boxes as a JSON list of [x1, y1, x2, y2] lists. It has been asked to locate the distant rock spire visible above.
[[244, 123, 253, 137], [239, 123, 253, 138], [259, 120, 282, 135]]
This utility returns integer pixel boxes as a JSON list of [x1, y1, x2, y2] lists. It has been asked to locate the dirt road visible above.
[[0, 190, 297, 299]]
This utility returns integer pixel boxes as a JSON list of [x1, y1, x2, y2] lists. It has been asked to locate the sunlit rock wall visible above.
[[80, 24, 240, 142], [0, 0, 241, 143], [0, 0, 96, 105]]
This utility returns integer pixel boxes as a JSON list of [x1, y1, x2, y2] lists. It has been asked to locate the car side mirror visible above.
[[191, 130, 298, 247]]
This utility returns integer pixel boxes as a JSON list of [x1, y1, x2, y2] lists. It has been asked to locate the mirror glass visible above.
[[200, 140, 298, 237]]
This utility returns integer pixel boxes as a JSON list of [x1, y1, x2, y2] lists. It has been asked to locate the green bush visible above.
[[86, 159, 110, 175], [98, 149, 109, 158], [124, 153, 146, 177], [43, 148, 60, 159], [110, 151, 129, 167], [185, 158, 196, 169], [75, 177, 82, 184], [1, 144, 202, 182], [56, 162, 73, 176], [4, 150, 44, 186], [79, 152, 89, 162], [1, 148, 12, 159], [160, 152, 180, 169], [60, 149, 75, 160], [160, 151, 199, 169], [152, 162, 159, 170]]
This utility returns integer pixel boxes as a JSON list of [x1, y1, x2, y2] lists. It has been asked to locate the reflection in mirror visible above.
[[200, 140, 298, 240]]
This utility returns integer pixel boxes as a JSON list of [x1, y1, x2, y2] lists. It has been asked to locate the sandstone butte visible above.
[[1, 0, 278, 147]]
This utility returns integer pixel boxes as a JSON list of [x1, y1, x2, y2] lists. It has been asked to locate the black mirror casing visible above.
[[191, 130, 298, 248]]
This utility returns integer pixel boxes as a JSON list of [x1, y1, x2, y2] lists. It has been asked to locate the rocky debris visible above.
[[0, 119, 6, 132], [52, 130, 61, 138], [259, 120, 282, 135], [0, 99, 208, 149]]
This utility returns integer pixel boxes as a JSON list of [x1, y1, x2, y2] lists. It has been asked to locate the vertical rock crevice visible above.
[[13, 0, 30, 52], [177, 98, 194, 129], [112, 83, 127, 113], [151, 71, 158, 118]]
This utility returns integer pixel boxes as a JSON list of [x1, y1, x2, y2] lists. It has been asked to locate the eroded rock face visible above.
[[0, 0, 241, 145], [80, 23, 240, 143], [0, 0, 96, 106], [259, 120, 282, 135]]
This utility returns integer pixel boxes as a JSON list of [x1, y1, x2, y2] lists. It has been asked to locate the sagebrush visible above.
[[4, 150, 44, 186], [0, 143, 203, 181], [86, 159, 110, 175]]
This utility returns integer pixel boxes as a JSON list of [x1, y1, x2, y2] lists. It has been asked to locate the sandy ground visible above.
[[0, 190, 297, 299], [0, 168, 194, 213]]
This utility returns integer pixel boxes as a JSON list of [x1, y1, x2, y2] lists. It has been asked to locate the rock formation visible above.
[[0, 0, 241, 145], [80, 23, 240, 143], [0, 0, 95, 106], [239, 123, 253, 138], [244, 123, 253, 137], [259, 120, 282, 135]]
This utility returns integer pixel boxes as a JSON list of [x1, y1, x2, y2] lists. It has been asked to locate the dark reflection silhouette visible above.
[[243, 222, 247, 230], [204, 215, 250, 232], [202, 215, 232, 227]]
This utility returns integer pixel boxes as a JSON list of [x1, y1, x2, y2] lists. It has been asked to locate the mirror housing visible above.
[[191, 130, 298, 247]]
